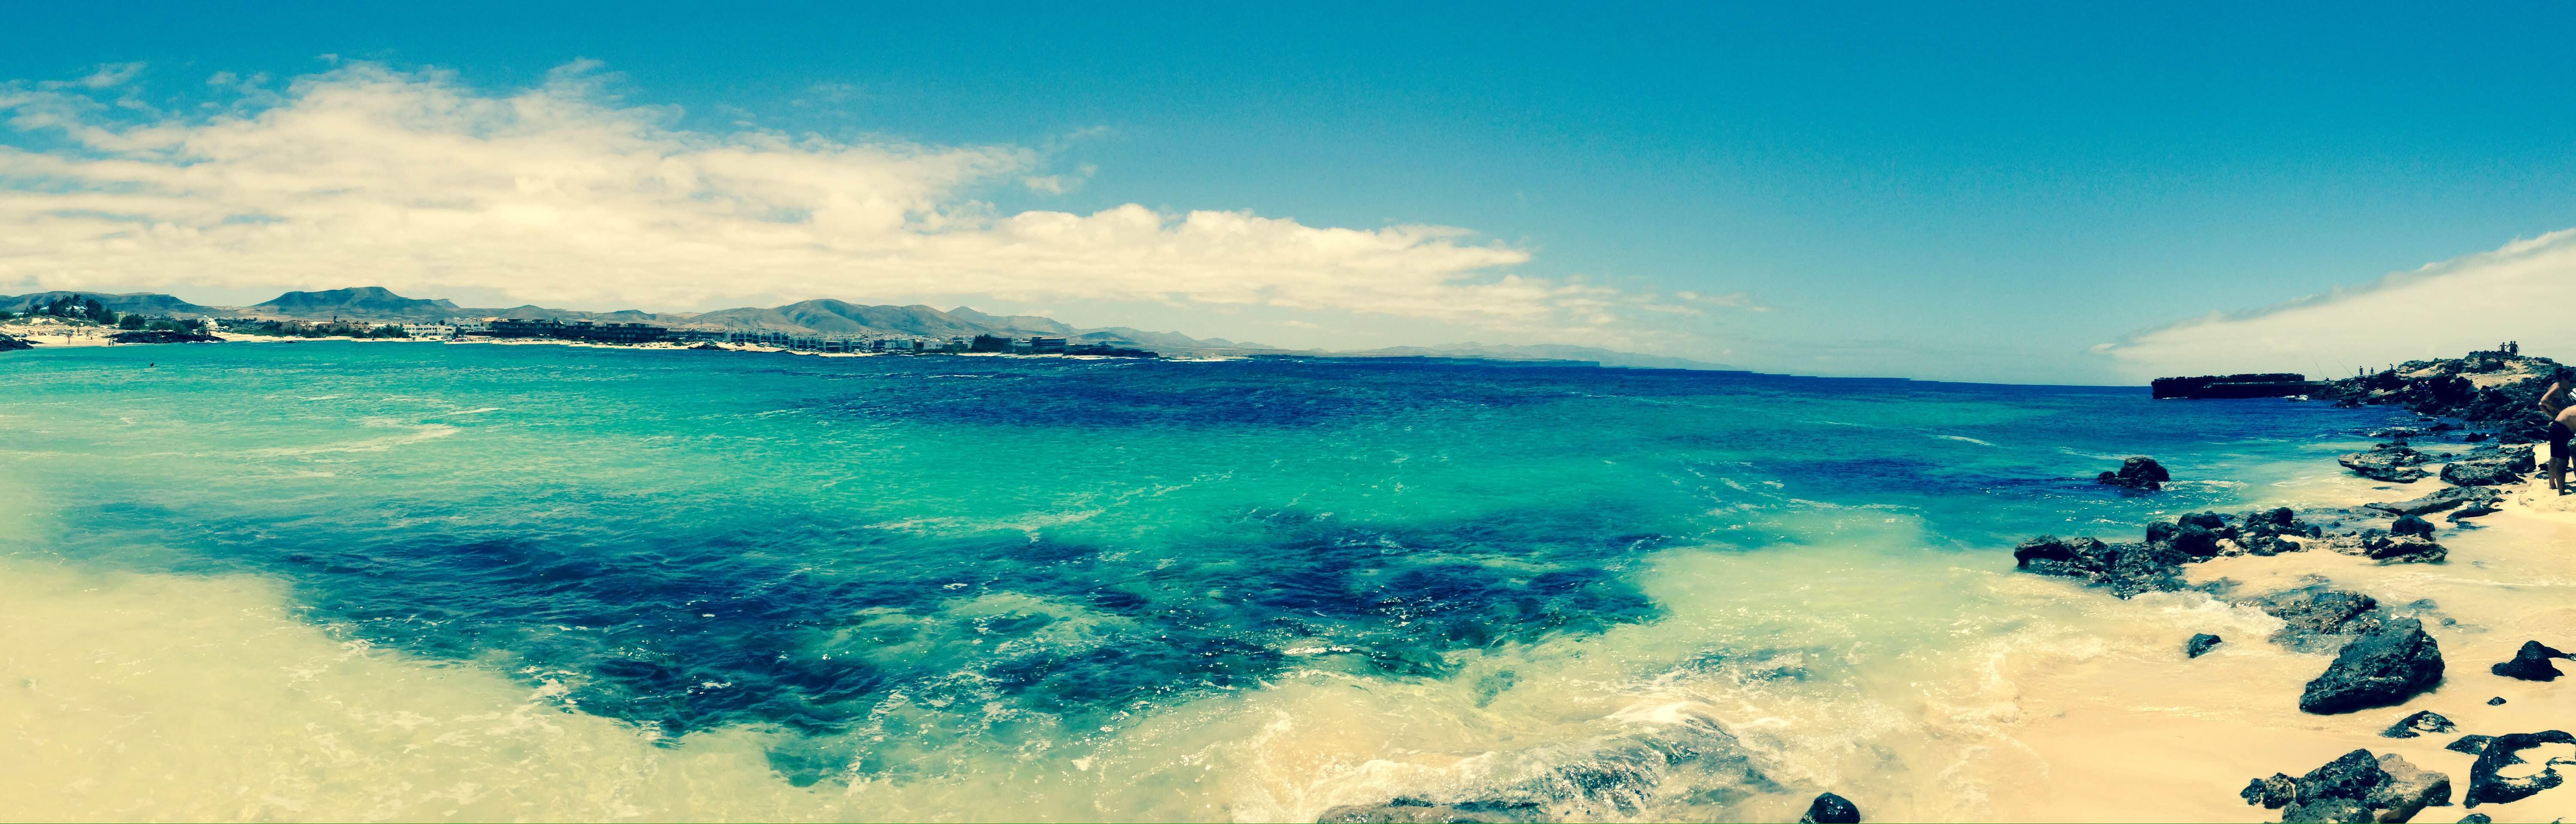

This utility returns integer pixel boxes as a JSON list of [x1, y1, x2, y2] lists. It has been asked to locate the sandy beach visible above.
[[1959, 452, 2576, 822]]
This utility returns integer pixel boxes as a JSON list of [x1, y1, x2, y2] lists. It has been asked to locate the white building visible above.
[[402, 323, 459, 339]]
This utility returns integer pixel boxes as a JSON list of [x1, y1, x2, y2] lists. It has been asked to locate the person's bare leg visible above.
[[2555, 451, 2569, 494]]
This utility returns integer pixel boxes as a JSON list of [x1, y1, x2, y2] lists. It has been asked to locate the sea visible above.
[[0, 342, 2416, 821]]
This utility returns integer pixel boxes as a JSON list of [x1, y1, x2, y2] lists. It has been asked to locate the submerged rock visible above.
[[2248, 587, 2382, 651], [2444, 503, 2500, 522], [2299, 618, 2444, 714], [2247, 749, 2454, 823], [2464, 730, 2576, 808], [1315, 801, 1540, 824], [2489, 640, 2569, 681], [2382, 710, 2458, 739], [2011, 535, 2188, 598], [2188, 633, 2224, 658], [2446, 735, 2493, 756], [1798, 792, 1861, 824], [2096, 456, 2171, 491]]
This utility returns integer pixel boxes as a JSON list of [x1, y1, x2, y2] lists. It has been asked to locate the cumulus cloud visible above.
[[2096, 229, 2576, 380], [0, 60, 1673, 332]]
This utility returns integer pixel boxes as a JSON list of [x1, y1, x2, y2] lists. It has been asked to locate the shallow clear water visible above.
[[0, 342, 2407, 821]]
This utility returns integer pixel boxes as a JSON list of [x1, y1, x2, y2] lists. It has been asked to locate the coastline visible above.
[[1962, 438, 2576, 822]]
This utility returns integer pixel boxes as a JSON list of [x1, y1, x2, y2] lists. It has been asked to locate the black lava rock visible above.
[[2098, 456, 2171, 491], [2489, 640, 2568, 681], [2367, 485, 2501, 517], [2487, 696, 2506, 706], [2011, 535, 2188, 598], [2246, 749, 2454, 823], [2440, 457, 2524, 487], [2382, 710, 2458, 739], [2247, 587, 2382, 651], [1799, 792, 1861, 824], [2464, 730, 2576, 808], [2390, 515, 2436, 538], [2446, 735, 2493, 756], [2457, 814, 2491, 823], [2188, 633, 2224, 658], [2299, 618, 2445, 714], [2341, 448, 2431, 483]]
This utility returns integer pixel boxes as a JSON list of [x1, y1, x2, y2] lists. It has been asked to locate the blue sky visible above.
[[5, 2, 2574, 383]]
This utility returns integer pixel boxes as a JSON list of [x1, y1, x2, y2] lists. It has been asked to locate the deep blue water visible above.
[[0, 342, 2409, 815]]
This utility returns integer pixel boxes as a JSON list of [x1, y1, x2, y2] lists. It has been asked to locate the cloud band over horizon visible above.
[[0, 60, 1714, 339], [2096, 228, 2576, 381]]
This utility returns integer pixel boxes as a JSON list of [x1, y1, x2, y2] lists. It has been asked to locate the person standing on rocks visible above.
[[2543, 377, 2576, 494]]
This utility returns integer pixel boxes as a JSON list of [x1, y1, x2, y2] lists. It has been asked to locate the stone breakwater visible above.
[[2009, 348, 2576, 822]]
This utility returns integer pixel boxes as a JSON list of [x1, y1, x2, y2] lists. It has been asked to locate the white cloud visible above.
[[0, 60, 1663, 333], [2096, 229, 2576, 381]]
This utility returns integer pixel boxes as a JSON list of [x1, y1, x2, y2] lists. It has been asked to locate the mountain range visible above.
[[1, 286, 1737, 369]]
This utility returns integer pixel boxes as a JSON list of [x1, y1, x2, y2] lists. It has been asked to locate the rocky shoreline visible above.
[[2006, 347, 2575, 822]]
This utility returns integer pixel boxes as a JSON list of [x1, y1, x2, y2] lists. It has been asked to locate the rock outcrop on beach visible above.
[[2438, 457, 2524, 487], [2382, 711, 2457, 739], [2366, 486, 2501, 518], [2324, 530, 2448, 565], [2299, 618, 2445, 714], [2096, 456, 2171, 491], [2240, 749, 2452, 823], [2341, 444, 2433, 483], [2188, 633, 2224, 658], [2488, 640, 2569, 681], [2462, 730, 2576, 808], [2326, 349, 2566, 443], [0, 333, 32, 351], [1798, 792, 1861, 824]]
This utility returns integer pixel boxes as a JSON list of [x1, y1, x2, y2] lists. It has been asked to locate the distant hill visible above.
[[251, 287, 462, 319], [20, 285, 1728, 367], [0, 291, 227, 317]]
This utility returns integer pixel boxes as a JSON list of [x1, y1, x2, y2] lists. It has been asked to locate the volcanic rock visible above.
[[2464, 730, 2576, 808], [2299, 618, 2444, 714], [2366, 486, 2501, 517], [2489, 640, 2569, 681], [2247, 749, 2455, 823], [2188, 633, 2224, 658], [2097, 456, 2171, 491], [1799, 792, 1861, 824], [2011, 535, 2188, 598], [2440, 458, 2524, 487], [2248, 588, 2382, 651], [2382, 711, 2458, 739]]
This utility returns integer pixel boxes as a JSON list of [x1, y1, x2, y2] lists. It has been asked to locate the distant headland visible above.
[[0, 286, 1739, 370]]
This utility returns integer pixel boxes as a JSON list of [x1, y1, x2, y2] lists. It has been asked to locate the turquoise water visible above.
[[0, 342, 2402, 821]]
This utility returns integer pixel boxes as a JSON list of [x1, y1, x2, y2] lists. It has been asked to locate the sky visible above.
[[3, 2, 2574, 384]]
